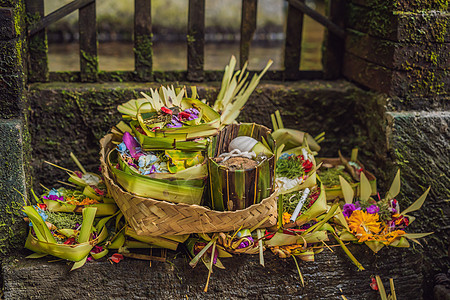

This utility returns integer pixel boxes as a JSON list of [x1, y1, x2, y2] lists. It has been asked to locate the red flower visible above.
[[370, 278, 378, 291], [264, 230, 276, 240], [135, 126, 147, 136], [38, 203, 47, 210], [178, 111, 191, 120], [302, 160, 313, 173], [109, 253, 124, 263], [63, 237, 76, 245], [161, 107, 173, 115], [94, 187, 105, 196], [74, 171, 83, 178]]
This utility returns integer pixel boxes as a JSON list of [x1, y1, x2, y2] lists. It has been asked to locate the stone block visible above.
[[343, 52, 450, 99], [386, 111, 450, 295], [346, 30, 450, 71], [0, 119, 28, 256], [0, 38, 21, 74], [2, 245, 423, 299], [351, 0, 449, 12], [0, 7, 15, 40], [0, 73, 24, 119], [347, 5, 450, 43]]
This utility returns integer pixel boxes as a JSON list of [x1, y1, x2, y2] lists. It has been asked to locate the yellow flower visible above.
[[347, 210, 382, 243], [282, 212, 292, 226]]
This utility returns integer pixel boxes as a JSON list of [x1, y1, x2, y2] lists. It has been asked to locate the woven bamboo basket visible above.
[[100, 134, 278, 236]]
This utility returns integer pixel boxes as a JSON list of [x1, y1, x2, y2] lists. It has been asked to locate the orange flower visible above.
[[381, 230, 406, 244], [347, 210, 382, 243], [282, 212, 292, 226], [66, 196, 99, 206]]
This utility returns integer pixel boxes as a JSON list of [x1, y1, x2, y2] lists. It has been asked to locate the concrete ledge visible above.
[[2, 245, 423, 299]]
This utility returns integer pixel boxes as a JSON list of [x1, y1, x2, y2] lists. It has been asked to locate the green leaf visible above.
[[23, 206, 56, 243], [91, 249, 109, 260], [389, 236, 410, 248], [386, 170, 401, 200], [339, 176, 354, 204], [96, 211, 120, 232], [359, 172, 372, 201], [402, 232, 433, 239], [275, 110, 284, 129], [350, 148, 358, 162], [365, 241, 385, 253], [339, 230, 358, 241], [376, 275, 388, 300], [77, 207, 97, 243], [124, 227, 179, 250], [107, 231, 126, 249], [401, 186, 430, 215], [189, 236, 218, 268], [292, 255, 304, 287], [271, 113, 278, 131], [26, 253, 48, 259], [70, 255, 88, 271], [332, 233, 364, 271], [389, 278, 397, 300]]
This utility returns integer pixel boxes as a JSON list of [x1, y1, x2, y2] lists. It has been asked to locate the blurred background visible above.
[[45, 0, 325, 71]]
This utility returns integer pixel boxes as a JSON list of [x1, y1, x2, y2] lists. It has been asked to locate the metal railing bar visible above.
[[28, 0, 95, 36], [288, 0, 345, 39]]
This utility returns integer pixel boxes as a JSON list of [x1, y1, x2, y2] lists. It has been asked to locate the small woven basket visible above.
[[100, 134, 278, 236]]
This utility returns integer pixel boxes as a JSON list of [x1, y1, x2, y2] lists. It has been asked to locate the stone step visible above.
[[2, 246, 423, 299]]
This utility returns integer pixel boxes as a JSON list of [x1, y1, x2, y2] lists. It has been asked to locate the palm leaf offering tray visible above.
[[23, 57, 433, 294], [316, 148, 377, 200]]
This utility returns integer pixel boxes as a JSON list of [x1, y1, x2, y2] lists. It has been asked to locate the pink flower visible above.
[[122, 132, 143, 159]]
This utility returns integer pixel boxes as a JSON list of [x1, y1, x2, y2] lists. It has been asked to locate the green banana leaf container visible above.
[[207, 123, 276, 211]]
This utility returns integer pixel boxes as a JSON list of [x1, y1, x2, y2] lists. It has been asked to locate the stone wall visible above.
[[26, 80, 388, 191], [0, 0, 28, 258], [342, 1, 450, 297]]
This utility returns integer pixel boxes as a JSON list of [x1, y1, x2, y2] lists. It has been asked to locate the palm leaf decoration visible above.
[[336, 170, 432, 253], [106, 57, 273, 205], [24, 206, 107, 269], [115, 56, 273, 150]]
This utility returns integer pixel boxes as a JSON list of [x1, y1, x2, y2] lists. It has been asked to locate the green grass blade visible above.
[[292, 255, 304, 287]]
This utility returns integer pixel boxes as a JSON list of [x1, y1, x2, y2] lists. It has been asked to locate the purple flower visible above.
[[366, 205, 380, 214], [167, 115, 183, 128], [343, 203, 361, 218], [237, 236, 254, 249], [122, 132, 143, 159], [185, 108, 199, 120], [43, 194, 64, 202]]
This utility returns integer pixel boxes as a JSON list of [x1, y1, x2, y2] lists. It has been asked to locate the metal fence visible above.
[[26, 0, 345, 83]]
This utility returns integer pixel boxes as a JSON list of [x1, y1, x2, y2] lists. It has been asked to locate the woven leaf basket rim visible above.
[[100, 133, 278, 235]]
